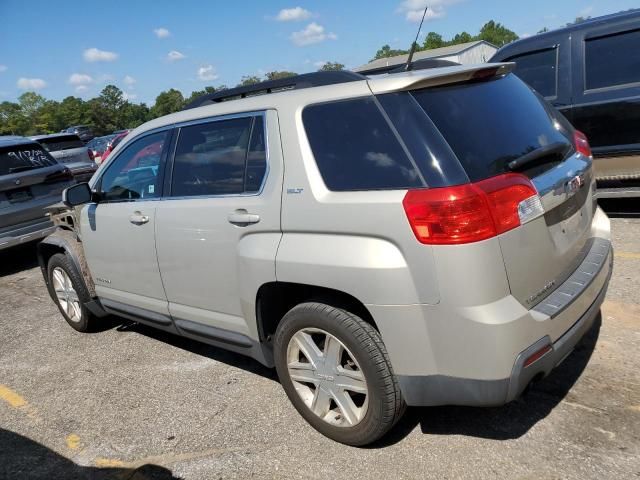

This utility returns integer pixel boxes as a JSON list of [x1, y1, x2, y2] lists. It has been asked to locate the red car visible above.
[[100, 131, 129, 163]]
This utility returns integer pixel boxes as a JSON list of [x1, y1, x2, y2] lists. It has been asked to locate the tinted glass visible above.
[[38, 135, 85, 152], [507, 47, 558, 97], [411, 74, 571, 181], [99, 131, 167, 201], [0, 144, 58, 176], [245, 116, 267, 192], [585, 29, 640, 90], [303, 97, 424, 191], [171, 117, 253, 197]]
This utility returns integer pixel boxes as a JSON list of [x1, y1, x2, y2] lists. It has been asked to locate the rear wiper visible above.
[[507, 142, 570, 171], [8, 165, 37, 173]]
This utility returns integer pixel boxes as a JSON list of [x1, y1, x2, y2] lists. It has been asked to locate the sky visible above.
[[0, 0, 637, 105]]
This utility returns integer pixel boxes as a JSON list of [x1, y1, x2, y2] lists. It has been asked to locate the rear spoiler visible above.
[[367, 62, 515, 94]]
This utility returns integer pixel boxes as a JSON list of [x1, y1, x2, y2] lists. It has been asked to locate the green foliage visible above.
[[318, 62, 345, 71], [476, 20, 519, 47], [423, 32, 446, 50], [264, 71, 298, 81], [373, 44, 408, 60], [239, 75, 262, 86], [150, 88, 184, 118], [566, 16, 590, 26]]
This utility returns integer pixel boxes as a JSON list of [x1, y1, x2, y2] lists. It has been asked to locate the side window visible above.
[[99, 131, 167, 202], [585, 29, 640, 90], [302, 97, 424, 191], [170, 115, 266, 197], [507, 47, 558, 98]]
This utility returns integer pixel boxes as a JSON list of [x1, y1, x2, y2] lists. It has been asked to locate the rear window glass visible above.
[[507, 47, 558, 97], [0, 144, 58, 176], [585, 29, 640, 90], [411, 74, 571, 182], [303, 97, 425, 191], [38, 135, 84, 152]]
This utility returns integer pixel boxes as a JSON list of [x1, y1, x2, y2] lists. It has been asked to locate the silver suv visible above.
[[39, 65, 613, 446]]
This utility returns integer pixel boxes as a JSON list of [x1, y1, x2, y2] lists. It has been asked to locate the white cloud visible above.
[[17, 77, 47, 90], [167, 50, 186, 62], [123, 91, 138, 101], [397, 0, 460, 22], [123, 75, 136, 86], [153, 27, 171, 38], [83, 47, 119, 62], [75, 85, 89, 94], [68, 73, 93, 85], [290, 22, 337, 46], [276, 7, 312, 22], [197, 65, 219, 81], [0, 65, 7, 73]]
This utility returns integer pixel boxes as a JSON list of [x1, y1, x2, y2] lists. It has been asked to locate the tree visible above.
[[121, 102, 150, 129], [0, 101, 22, 135], [318, 62, 345, 72], [186, 86, 218, 105], [16, 92, 47, 135], [449, 31, 473, 45], [264, 71, 297, 81], [566, 16, 590, 26], [239, 75, 262, 86], [423, 32, 446, 50], [150, 89, 184, 118], [373, 44, 408, 60], [538, 27, 550, 34], [476, 20, 518, 47]]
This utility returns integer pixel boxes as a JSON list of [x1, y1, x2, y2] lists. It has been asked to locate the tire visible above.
[[274, 302, 405, 446], [47, 252, 97, 333]]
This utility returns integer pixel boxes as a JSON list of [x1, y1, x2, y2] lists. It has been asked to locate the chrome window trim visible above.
[[164, 110, 270, 200]]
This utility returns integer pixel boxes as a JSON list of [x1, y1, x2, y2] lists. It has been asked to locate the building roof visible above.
[[353, 40, 496, 73]]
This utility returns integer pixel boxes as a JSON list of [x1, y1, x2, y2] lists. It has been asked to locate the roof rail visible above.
[[184, 71, 366, 110]]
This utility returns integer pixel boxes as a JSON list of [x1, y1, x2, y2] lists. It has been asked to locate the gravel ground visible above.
[[0, 208, 638, 480]]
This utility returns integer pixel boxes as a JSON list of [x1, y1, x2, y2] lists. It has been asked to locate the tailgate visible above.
[[407, 72, 597, 308]]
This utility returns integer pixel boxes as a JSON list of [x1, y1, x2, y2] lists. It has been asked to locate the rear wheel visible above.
[[274, 302, 405, 446], [47, 253, 97, 332]]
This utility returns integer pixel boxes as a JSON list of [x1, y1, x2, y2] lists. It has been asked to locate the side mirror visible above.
[[62, 183, 93, 207]]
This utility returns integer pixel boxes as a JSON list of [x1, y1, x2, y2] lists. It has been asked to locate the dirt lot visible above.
[[0, 205, 638, 480]]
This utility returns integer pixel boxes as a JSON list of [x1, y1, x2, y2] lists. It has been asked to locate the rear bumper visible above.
[[396, 246, 612, 406], [0, 218, 56, 251]]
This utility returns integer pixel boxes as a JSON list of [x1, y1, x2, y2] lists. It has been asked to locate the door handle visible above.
[[129, 211, 150, 225], [227, 209, 260, 226]]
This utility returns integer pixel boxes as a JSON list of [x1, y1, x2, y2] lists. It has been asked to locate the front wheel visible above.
[[274, 302, 405, 446], [47, 253, 97, 333]]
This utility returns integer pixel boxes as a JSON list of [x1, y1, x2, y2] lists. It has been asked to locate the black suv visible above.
[[491, 10, 640, 198]]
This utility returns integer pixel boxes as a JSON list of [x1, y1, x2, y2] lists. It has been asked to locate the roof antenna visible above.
[[404, 4, 429, 71]]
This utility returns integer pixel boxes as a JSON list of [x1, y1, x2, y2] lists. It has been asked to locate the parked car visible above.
[[491, 10, 640, 198], [38, 67, 612, 446], [30, 133, 98, 183], [63, 125, 95, 144], [100, 131, 129, 162], [86, 135, 116, 164], [0, 136, 74, 250]]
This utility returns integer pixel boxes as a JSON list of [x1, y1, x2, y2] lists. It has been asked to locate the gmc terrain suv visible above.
[[39, 66, 613, 446], [491, 10, 640, 198], [0, 136, 74, 250]]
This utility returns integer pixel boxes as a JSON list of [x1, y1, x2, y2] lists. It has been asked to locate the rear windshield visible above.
[[38, 135, 84, 152], [411, 74, 571, 181], [0, 144, 58, 176]]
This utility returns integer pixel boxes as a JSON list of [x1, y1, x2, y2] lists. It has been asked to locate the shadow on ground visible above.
[[113, 309, 601, 448], [371, 314, 602, 447], [0, 241, 39, 277], [0, 428, 180, 480]]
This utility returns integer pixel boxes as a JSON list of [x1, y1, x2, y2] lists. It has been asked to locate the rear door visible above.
[[80, 130, 171, 316], [570, 21, 640, 167], [155, 111, 282, 339], [408, 74, 594, 308]]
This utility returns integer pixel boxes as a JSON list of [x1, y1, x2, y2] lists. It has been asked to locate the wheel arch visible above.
[[255, 281, 378, 345]]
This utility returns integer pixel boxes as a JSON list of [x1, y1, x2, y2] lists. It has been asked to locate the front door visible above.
[[155, 112, 282, 339], [81, 130, 171, 317]]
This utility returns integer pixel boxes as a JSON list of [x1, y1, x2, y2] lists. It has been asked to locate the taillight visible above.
[[403, 173, 542, 245], [574, 130, 592, 158], [87, 149, 94, 161]]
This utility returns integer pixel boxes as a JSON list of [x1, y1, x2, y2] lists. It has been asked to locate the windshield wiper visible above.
[[507, 142, 570, 171]]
